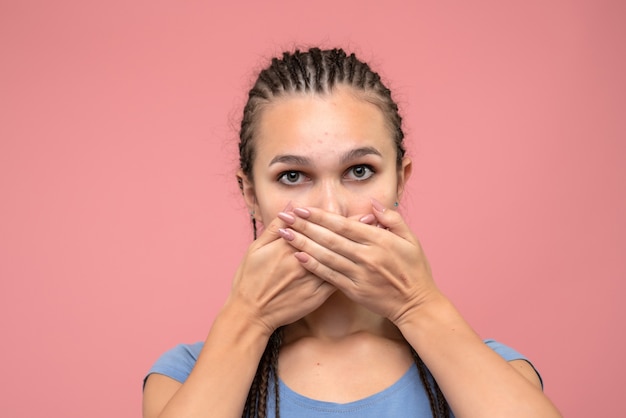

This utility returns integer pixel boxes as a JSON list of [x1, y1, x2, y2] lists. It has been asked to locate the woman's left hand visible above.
[[277, 200, 442, 326]]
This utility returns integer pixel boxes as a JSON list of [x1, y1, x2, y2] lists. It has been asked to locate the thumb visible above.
[[371, 198, 415, 242], [252, 202, 294, 247]]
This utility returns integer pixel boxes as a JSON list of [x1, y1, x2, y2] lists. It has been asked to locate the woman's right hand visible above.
[[225, 213, 337, 336], [144, 213, 334, 418]]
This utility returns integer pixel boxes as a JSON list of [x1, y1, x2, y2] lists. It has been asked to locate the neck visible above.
[[284, 292, 401, 342]]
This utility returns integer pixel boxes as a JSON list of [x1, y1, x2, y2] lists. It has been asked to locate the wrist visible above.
[[393, 291, 465, 336], [219, 297, 275, 341]]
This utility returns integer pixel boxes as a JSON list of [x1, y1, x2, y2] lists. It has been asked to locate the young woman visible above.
[[143, 48, 561, 418]]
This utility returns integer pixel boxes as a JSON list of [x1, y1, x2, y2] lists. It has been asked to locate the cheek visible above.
[[257, 198, 293, 226], [350, 176, 399, 212]]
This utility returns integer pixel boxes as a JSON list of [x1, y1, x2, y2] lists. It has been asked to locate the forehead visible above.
[[254, 87, 395, 161]]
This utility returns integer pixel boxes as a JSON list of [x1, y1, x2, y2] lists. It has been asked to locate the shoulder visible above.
[[484, 339, 527, 361], [144, 341, 205, 385], [484, 339, 543, 388]]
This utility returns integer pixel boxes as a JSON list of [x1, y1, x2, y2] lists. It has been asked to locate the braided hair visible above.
[[238, 48, 449, 418]]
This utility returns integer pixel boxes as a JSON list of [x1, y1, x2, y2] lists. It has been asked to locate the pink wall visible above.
[[1, 1, 624, 416]]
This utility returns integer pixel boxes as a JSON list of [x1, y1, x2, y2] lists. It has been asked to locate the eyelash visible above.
[[345, 164, 375, 181], [277, 171, 308, 185], [277, 165, 376, 185]]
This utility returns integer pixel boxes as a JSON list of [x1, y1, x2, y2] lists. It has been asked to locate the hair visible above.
[[238, 47, 449, 418]]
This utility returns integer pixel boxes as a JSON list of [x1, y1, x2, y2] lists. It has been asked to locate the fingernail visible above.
[[277, 211, 295, 224], [371, 198, 386, 213], [294, 252, 309, 262], [294, 207, 311, 218], [278, 228, 295, 241], [359, 214, 376, 224], [283, 201, 293, 211]]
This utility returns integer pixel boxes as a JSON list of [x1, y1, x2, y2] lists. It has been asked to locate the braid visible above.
[[284, 52, 301, 90], [271, 58, 290, 91], [346, 52, 356, 83], [325, 51, 337, 88], [411, 348, 451, 417], [310, 48, 324, 92], [243, 364, 260, 417], [292, 50, 310, 90], [270, 330, 282, 416], [242, 329, 282, 418]]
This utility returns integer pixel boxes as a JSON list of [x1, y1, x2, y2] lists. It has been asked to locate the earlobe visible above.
[[396, 156, 413, 201]]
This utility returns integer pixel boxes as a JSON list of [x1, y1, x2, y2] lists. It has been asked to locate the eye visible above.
[[345, 165, 375, 181], [278, 171, 308, 185]]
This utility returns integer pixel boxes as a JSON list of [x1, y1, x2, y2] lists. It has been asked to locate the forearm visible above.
[[397, 294, 562, 418], [156, 304, 270, 418]]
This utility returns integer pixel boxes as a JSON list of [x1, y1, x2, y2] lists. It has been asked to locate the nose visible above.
[[312, 180, 348, 216]]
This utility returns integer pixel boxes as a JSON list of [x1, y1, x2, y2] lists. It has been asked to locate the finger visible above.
[[254, 217, 287, 246], [288, 207, 378, 244], [358, 213, 377, 225], [370, 198, 416, 242], [279, 210, 370, 256], [253, 203, 294, 247], [280, 227, 359, 274], [293, 252, 355, 290], [304, 279, 338, 308]]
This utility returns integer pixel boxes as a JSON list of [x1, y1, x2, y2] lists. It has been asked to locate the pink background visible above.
[[1, 1, 624, 416]]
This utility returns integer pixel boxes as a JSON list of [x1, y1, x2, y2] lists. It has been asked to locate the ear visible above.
[[236, 169, 259, 218], [396, 156, 413, 201]]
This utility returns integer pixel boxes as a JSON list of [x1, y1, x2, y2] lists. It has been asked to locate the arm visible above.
[[278, 203, 562, 418], [396, 294, 558, 417], [143, 216, 335, 418], [143, 306, 270, 418]]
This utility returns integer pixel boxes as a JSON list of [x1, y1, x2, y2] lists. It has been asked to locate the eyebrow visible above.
[[268, 146, 382, 167], [269, 154, 311, 167], [340, 146, 382, 164]]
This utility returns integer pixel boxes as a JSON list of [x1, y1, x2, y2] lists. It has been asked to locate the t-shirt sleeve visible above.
[[484, 339, 543, 388], [144, 342, 205, 387]]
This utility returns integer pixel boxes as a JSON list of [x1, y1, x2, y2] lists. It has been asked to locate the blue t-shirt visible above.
[[146, 339, 537, 417]]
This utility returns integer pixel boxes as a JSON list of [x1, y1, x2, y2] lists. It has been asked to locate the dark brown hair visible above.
[[239, 47, 449, 418]]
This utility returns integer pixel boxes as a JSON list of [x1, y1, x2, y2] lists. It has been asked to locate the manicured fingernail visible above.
[[277, 211, 295, 224], [278, 228, 295, 241], [371, 198, 386, 213], [359, 214, 376, 224], [294, 252, 309, 262], [293, 207, 311, 218]]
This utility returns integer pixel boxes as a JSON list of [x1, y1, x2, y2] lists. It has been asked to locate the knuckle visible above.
[[296, 235, 312, 252], [334, 218, 351, 236], [358, 246, 381, 268], [320, 234, 340, 250], [363, 255, 382, 272], [297, 218, 312, 234], [324, 267, 340, 283], [321, 251, 341, 267]]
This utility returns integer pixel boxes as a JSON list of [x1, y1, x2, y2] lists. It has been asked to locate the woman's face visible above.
[[240, 86, 412, 229]]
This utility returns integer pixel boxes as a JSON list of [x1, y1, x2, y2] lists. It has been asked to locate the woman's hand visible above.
[[227, 212, 337, 336], [276, 200, 441, 327]]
